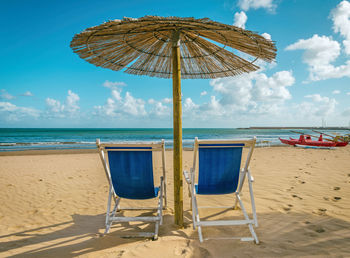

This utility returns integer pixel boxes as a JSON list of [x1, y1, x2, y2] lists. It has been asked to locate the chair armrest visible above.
[[183, 170, 191, 184]]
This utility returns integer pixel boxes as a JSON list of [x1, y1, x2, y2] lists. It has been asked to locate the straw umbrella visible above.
[[70, 16, 276, 227]]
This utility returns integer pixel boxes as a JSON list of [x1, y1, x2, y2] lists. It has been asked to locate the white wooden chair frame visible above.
[[183, 137, 259, 243], [96, 139, 167, 240]]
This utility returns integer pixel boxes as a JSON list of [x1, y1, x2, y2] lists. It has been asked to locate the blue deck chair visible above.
[[96, 139, 167, 240], [183, 137, 258, 243]]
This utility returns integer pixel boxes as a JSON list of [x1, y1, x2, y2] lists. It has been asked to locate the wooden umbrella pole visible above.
[[172, 30, 183, 227]]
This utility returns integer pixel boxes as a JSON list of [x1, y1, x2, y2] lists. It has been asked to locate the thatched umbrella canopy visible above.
[[70, 16, 276, 227]]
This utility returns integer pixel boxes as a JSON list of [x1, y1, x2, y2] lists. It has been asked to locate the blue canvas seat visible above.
[[97, 139, 167, 240], [183, 137, 259, 243]]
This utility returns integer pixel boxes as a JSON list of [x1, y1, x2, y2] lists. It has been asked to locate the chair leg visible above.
[[153, 177, 163, 240], [159, 177, 164, 225], [193, 191, 203, 242], [236, 193, 259, 244], [234, 169, 246, 209], [233, 195, 239, 210], [105, 186, 113, 231], [248, 170, 258, 227], [198, 225, 203, 242], [248, 224, 259, 244], [191, 186, 198, 229], [154, 221, 159, 240], [189, 184, 192, 210]]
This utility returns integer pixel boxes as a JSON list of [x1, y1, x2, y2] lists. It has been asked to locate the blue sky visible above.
[[1, 0, 350, 128]]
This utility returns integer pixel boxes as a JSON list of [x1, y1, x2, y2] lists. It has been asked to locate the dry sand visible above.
[[0, 146, 349, 257]]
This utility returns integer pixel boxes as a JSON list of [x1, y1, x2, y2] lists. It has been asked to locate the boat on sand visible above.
[[279, 134, 338, 147]]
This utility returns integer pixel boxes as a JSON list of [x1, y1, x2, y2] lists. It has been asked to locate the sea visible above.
[[0, 128, 348, 152]]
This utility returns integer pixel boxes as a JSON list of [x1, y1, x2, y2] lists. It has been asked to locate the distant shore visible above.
[[240, 126, 350, 130]]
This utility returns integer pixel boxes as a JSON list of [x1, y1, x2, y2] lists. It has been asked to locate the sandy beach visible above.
[[0, 146, 350, 257]]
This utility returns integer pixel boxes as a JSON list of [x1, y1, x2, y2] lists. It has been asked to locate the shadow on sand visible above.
[[0, 211, 186, 257], [1, 210, 350, 257]]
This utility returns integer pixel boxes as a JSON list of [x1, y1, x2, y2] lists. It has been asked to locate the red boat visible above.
[[315, 134, 348, 146], [279, 135, 338, 147]]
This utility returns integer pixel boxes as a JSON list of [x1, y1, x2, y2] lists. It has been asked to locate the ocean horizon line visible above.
[[1, 126, 349, 129]]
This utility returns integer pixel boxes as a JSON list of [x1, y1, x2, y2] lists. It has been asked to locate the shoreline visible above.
[[0, 145, 288, 156]]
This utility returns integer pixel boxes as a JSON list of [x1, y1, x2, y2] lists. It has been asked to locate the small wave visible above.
[[0, 143, 17, 146]]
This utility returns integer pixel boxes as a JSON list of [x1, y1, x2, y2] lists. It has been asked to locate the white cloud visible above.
[[200, 91, 207, 96], [238, 0, 276, 12], [199, 95, 225, 117], [183, 97, 199, 114], [0, 89, 15, 100], [103, 80, 126, 89], [302, 94, 337, 117], [331, 1, 350, 54], [21, 91, 33, 97], [124, 92, 146, 116], [285, 2, 350, 82], [261, 33, 272, 40], [66, 90, 80, 113], [252, 71, 294, 101], [208, 70, 294, 116], [46, 98, 64, 114], [332, 90, 341, 94], [148, 99, 171, 117], [95, 82, 146, 118], [347, 92, 350, 95], [180, 69, 295, 123], [0, 101, 40, 121], [234, 11, 247, 29], [162, 98, 172, 104], [286, 34, 350, 81], [45, 90, 80, 117]]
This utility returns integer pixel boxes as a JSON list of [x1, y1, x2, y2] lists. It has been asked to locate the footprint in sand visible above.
[[315, 227, 325, 233], [198, 247, 211, 257], [292, 194, 303, 200], [115, 250, 125, 258], [333, 186, 340, 190], [298, 180, 306, 184], [313, 208, 327, 215], [323, 197, 329, 201], [333, 196, 341, 201], [174, 240, 190, 256], [283, 204, 293, 211]]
